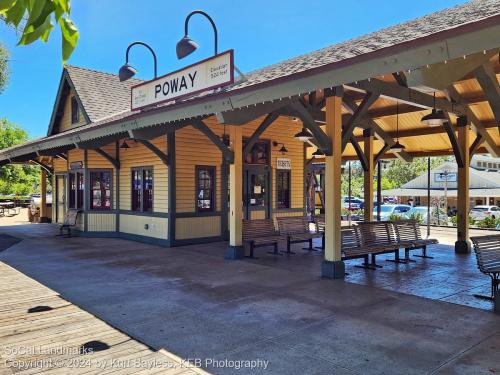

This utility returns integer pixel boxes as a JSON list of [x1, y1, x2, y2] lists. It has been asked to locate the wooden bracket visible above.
[[136, 139, 169, 166], [94, 148, 120, 169], [190, 119, 234, 164], [341, 91, 379, 151], [375, 143, 391, 163], [469, 134, 484, 161], [350, 137, 368, 172], [443, 119, 465, 168], [31, 159, 54, 175], [474, 62, 500, 133], [242, 111, 280, 158]]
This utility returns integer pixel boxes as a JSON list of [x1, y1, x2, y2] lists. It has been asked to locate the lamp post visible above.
[[177, 10, 218, 59], [118, 41, 158, 82]]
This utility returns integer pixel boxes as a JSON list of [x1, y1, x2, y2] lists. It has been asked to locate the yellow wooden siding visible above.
[[59, 94, 87, 132], [87, 147, 117, 210], [119, 214, 168, 239], [175, 124, 223, 213], [87, 213, 116, 232], [250, 210, 266, 220], [53, 157, 67, 173], [175, 216, 221, 240], [67, 148, 85, 165], [119, 137, 168, 213]]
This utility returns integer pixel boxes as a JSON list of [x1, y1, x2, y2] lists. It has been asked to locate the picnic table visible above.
[[0, 201, 15, 216]]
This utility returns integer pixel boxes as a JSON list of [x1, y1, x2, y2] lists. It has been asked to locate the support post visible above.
[[225, 126, 244, 259], [376, 160, 382, 221], [39, 169, 49, 223], [363, 129, 374, 222], [455, 124, 471, 254], [322, 88, 345, 279]]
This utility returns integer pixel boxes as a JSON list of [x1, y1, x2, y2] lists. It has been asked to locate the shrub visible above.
[[388, 213, 405, 221], [477, 216, 498, 229], [407, 212, 424, 224]]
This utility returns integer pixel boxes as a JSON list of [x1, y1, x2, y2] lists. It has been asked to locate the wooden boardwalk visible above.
[[0, 262, 208, 374]]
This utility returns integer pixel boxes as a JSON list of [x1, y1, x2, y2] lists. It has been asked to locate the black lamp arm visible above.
[[184, 10, 218, 55], [125, 41, 158, 78]]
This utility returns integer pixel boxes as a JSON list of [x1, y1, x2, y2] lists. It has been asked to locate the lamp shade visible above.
[[176, 35, 199, 59], [390, 141, 405, 153], [294, 127, 313, 142], [118, 64, 137, 82], [312, 149, 324, 158], [279, 145, 288, 154], [120, 140, 130, 149], [421, 109, 447, 127]]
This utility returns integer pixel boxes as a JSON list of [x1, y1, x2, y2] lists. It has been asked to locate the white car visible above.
[[470, 205, 500, 221], [372, 204, 411, 221], [404, 206, 449, 225]]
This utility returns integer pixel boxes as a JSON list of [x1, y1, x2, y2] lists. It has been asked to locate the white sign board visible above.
[[131, 50, 234, 110], [276, 158, 291, 170], [434, 172, 457, 182]]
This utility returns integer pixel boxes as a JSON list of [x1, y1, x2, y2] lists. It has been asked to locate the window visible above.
[[131, 168, 153, 212], [90, 171, 112, 210], [196, 166, 215, 212], [276, 170, 291, 209], [68, 171, 84, 209], [71, 97, 79, 124], [243, 140, 269, 165]]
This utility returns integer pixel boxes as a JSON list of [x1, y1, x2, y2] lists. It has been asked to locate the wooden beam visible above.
[[94, 148, 120, 169], [456, 124, 471, 253], [30, 159, 53, 175], [474, 62, 500, 133], [469, 134, 484, 161], [446, 85, 500, 157], [191, 119, 234, 163], [341, 91, 380, 151], [136, 139, 169, 165], [242, 111, 280, 157], [443, 117, 465, 168], [288, 101, 332, 155], [350, 137, 368, 172], [374, 143, 390, 163], [345, 79, 467, 116], [392, 72, 407, 87], [363, 129, 374, 222]]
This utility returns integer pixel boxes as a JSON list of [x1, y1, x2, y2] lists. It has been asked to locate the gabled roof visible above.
[[47, 66, 143, 135]]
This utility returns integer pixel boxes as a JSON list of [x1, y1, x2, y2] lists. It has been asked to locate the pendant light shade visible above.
[[421, 92, 447, 127], [390, 101, 405, 153], [120, 140, 130, 149], [279, 145, 288, 154], [294, 127, 313, 142], [312, 148, 324, 158]]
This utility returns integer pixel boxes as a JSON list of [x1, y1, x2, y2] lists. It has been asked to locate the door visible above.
[[55, 175, 66, 223], [243, 165, 271, 220]]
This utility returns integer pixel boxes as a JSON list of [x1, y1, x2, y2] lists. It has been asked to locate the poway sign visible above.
[[131, 50, 234, 110]]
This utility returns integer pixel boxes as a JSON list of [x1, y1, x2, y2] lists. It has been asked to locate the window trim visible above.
[[195, 165, 216, 213], [276, 169, 291, 209], [131, 167, 154, 213], [67, 170, 85, 210], [71, 96, 80, 124], [89, 169, 113, 211]]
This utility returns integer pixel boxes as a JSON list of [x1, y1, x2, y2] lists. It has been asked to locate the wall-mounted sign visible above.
[[276, 158, 291, 170], [434, 172, 457, 182], [70, 161, 83, 170], [131, 50, 234, 110]]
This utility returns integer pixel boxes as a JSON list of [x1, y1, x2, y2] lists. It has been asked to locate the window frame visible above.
[[71, 96, 80, 124], [276, 169, 291, 209], [131, 167, 154, 213], [89, 169, 113, 211], [67, 170, 84, 210], [195, 165, 216, 213]]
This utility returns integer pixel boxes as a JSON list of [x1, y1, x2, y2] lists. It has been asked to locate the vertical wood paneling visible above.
[[87, 213, 116, 232], [175, 216, 221, 239], [59, 94, 87, 132]]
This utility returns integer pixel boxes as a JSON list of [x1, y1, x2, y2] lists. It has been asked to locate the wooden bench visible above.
[[243, 219, 284, 258], [471, 234, 500, 300], [276, 216, 322, 254], [56, 209, 79, 238], [356, 221, 408, 267], [341, 226, 372, 267], [392, 220, 437, 260]]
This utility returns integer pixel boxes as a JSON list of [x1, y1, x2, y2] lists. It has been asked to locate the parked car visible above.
[[470, 205, 500, 221], [342, 196, 363, 210], [372, 204, 411, 221], [404, 206, 449, 225]]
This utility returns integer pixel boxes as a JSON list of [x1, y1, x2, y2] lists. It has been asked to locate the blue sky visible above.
[[0, 0, 466, 138]]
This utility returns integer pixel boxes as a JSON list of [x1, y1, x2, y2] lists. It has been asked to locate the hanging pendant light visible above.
[[390, 101, 405, 153], [120, 139, 130, 149], [294, 127, 313, 142], [312, 148, 325, 158], [421, 92, 447, 127]]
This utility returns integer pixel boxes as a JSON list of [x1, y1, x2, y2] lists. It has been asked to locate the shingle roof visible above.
[[65, 65, 143, 122]]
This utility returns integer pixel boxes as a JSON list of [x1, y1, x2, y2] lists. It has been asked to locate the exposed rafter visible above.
[[474, 62, 500, 133], [392, 72, 407, 87], [191, 119, 234, 163], [94, 148, 120, 169], [242, 111, 281, 157], [30, 159, 54, 175]]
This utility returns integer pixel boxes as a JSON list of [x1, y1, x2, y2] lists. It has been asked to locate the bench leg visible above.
[[267, 242, 283, 256], [281, 237, 296, 255], [473, 273, 499, 301], [303, 238, 317, 251], [355, 254, 377, 270], [414, 245, 434, 259], [245, 243, 259, 259]]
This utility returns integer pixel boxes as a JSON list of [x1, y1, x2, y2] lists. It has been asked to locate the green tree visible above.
[[0, 42, 9, 93], [0, 118, 40, 195], [384, 157, 450, 188], [0, 0, 79, 63]]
